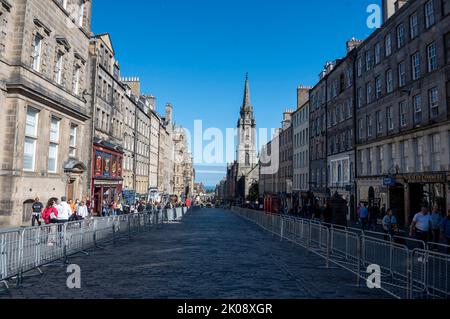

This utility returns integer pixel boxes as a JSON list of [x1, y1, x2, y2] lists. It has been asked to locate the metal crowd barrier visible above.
[[230, 207, 450, 300], [0, 208, 192, 291]]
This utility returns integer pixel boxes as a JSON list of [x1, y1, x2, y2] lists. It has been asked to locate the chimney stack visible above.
[[121, 77, 141, 96], [346, 37, 363, 53], [383, 0, 409, 23], [297, 85, 311, 109]]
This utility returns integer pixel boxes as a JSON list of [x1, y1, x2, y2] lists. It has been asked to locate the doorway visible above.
[[22, 199, 34, 224], [67, 179, 75, 201]]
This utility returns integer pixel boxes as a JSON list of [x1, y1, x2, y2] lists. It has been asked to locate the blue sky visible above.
[[92, 0, 381, 186]]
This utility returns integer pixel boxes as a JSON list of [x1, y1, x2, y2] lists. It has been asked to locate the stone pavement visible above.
[[1, 208, 389, 299]]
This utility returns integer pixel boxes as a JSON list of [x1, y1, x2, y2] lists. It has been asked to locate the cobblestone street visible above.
[[2, 209, 388, 299]]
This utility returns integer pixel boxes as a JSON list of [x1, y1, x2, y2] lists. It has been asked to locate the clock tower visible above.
[[236, 74, 257, 177]]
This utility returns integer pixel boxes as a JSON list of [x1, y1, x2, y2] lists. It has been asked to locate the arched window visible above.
[[245, 152, 250, 166]]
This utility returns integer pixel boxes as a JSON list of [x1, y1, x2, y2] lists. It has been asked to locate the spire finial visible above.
[[245, 72, 248, 81]]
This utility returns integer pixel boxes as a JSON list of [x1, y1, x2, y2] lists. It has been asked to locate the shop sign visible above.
[[94, 180, 123, 186], [383, 177, 396, 186], [404, 174, 446, 183], [94, 149, 123, 179]]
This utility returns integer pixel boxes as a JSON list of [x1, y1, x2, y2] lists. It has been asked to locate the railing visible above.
[[0, 207, 192, 291], [231, 207, 450, 300]]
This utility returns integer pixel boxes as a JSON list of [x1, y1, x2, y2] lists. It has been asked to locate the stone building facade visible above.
[[293, 87, 311, 209], [158, 103, 174, 195], [0, 0, 93, 226], [134, 95, 151, 197], [173, 126, 194, 200], [293, 87, 310, 195], [88, 33, 125, 216], [278, 110, 293, 209], [325, 47, 357, 220], [121, 82, 135, 193], [355, 0, 450, 226], [149, 108, 160, 190], [309, 65, 330, 205]]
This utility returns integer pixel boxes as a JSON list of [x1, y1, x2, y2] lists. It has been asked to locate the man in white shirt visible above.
[[77, 201, 89, 219], [57, 196, 72, 223], [410, 205, 432, 242]]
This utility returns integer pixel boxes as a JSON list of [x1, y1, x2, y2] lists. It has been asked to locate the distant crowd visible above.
[[241, 200, 450, 249], [29, 196, 192, 227]]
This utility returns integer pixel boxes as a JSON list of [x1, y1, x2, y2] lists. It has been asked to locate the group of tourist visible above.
[[358, 203, 450, 246], [30, 196, 192, 226], [31, 197, 90, 226], [267, 200, 450, 248]]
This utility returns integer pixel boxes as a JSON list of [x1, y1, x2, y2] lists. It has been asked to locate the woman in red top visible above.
[[42, 199, 58, 225]]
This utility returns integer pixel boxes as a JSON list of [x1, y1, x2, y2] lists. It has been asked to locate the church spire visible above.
[[241, 73, 252, 113]]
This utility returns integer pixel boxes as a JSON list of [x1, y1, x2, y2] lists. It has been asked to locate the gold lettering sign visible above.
[[405, 174, 446, 183]]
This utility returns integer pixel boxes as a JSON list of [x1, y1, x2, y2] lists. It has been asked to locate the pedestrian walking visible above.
[[116, 201, 123, 216], [439, 209, 450, 254], [111, 200, 117, 216], [323, 202, 333, 224], [31, 197, 43, 227], [57, 197, 71, 224], [77, 201, 89, 219], [382, 208, 398, 240], [102, 199, 109, 217], [410, 205, 432, 243], [359, 203, 369, 230], [42, 199, 58, 225], [42, 199, 58, 246], [69, 199, 76, 214], [430, 205, 443, 243]]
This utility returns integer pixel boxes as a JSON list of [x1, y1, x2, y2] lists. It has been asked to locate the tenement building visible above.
[[0, 0, 93, 226], [149, 104, 160, 191], [158, 103, 175, 195], [173, 126, 194, 200], [292, 87, 311, 208], [260, 129, 281, 212], [355, 0, 450, 226], [134, 94, 152, 199], [278, 110, 294, 211], [309, 63, 332, 205], [88, 33, 125, 216], [325, 42, 357, 220], [121, 81, 136, 195]]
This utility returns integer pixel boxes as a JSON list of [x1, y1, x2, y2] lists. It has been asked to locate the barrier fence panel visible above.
[[361, 236, 410, 299], [230, 207, 449, 299], [39, 224, 65, 266], [427, 242, 450, 255], [0, 209, 192, 288], [0, 208, 189, 288], [329, 228, 360, 275], [0, 231, 22, 281], [411, 249, 450, 299]]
